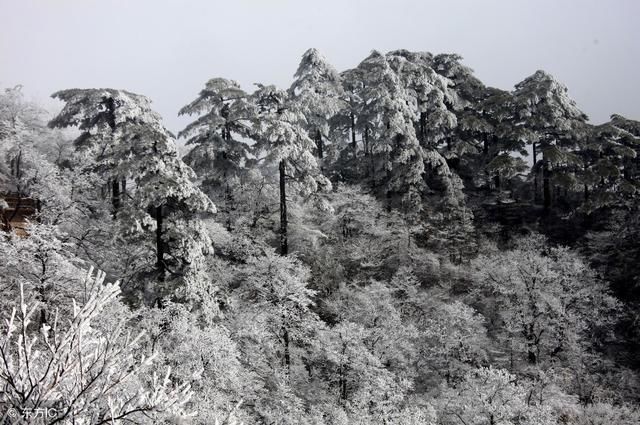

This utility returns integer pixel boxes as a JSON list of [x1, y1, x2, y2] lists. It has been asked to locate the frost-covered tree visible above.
[[420, 300, 489, 383], [250, 84, 330, 255], [473, 235, 618, 366], [112, 124, 215, 299], [0, 86, 75, 225], [435, 367, 556, 425], [50, 89, 215, 302], [353, 51, 426, 212], [290, 48, 343, 160], [234, 253, 319, 374], [453, 86, 530, 190], [0, 269, 193, 424], [137, 302, 252, 424], [513, 71, 588, 210], [330, 67, 365, 163], [324, 280, 419, 380], [0, 224, 84, 322], [179, 78, 254, 230], [49, 88, 164, 214], [578, 115, 640, 211], [0, 86, 46, 189], [383, 50, 468, 214], [389, 51, 460, 149], [227, 252, 325, 423], [315, 320, 414, 420]]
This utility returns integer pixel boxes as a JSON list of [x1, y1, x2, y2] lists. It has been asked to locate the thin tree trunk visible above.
[[350, 112, 357, 157], [583, 163, 589, 201], [543, 151, 551, 212], [111, 179, 120, 215], [223, 169, 232, 231], [340, 367, 347, 401], [14, 149, 22, 179], [315, 128, 323, 159], [533, 142, 539, 203], [156, 205, 165, 281], [365, 126, 375, 183], [279, 160, 288, 256], [419, 111, 427, 145], [282, 325, 291, 372], [225, 184, 232, 231], [526, 323, 538, 364]]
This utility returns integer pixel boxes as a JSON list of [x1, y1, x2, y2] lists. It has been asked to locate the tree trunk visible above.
[[279, 160, 288, 256], [543, 151, 551, 212], [13, 149, 22, 179], [156, 205, 165, 281], [111, 179, 120, 216], [533, 142, 539, 203], [315, 128, 323, 159], [340, 367, 347, 401], [419, 111, 427, 145], [584, 163, 589, 201], [350, 112, 357, 157], [526, 324, 538, 364], [225, 185, 232, 231], [282, 325, 291, 372], [364, 126, 370, 156], [223, 169, 232, 231]]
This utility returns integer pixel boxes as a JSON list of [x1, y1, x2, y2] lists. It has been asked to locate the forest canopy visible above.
[[1, 48, 639, 424]]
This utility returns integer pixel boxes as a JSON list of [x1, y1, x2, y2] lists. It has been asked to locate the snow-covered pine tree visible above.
[[383, 51, 473, 251], [478, 88, 530, 190], [112, 123, 215, 300], [391, 51, 459, 149], [0, 86, 74, 225], [179, 78, 254, 230], [0, 86, 47, 191], [49, 89, 215, 303], [249, 84, 330, 256], [513, 71, 588, 210], [579, 115, 640, 211], [330, 66, 365, 162], [447, 80, 529, 191], [608, 114, 640, 185], [354, 51, 425, 213], [384, 50, 466, 209], [49, 88, 163, 214], [289, 48, 343, 160]]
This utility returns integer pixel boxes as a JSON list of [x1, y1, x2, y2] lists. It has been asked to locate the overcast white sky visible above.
[[1, 0, 639, 133]]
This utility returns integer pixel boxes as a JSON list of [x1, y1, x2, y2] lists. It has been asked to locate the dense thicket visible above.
[[1, 48, 639, 424]]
